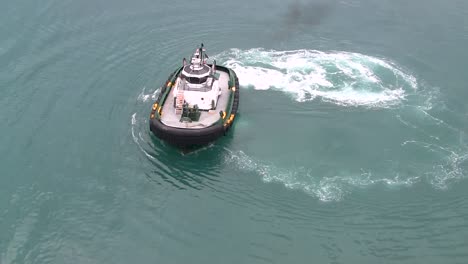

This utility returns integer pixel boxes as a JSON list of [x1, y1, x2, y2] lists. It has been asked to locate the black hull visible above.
[[150, 119, 226, 147], [149, 66, 239, 148]]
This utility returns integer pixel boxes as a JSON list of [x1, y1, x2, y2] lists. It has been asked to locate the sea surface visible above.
[[1, 0, 468, 263]]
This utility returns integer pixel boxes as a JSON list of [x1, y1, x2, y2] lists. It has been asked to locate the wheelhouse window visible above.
[[186, 76, 208, 84]]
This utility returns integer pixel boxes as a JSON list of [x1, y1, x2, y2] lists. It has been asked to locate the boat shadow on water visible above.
[[144, 119, 239, 190]]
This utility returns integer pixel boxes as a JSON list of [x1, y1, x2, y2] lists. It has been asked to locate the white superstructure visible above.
[[172, 44, 221, 113]]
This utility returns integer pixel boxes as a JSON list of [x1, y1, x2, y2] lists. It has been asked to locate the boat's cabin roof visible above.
[[179, 44, 218, 88], [181, 64, 211, 84], [182, 65, 210, 77]]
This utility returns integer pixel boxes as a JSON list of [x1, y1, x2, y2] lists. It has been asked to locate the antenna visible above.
[[200, 44, 204, 64]]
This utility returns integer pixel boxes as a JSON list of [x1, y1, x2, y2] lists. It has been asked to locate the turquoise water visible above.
[[1, 0, 468, 263]]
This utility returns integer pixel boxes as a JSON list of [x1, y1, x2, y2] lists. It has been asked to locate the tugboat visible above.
[[149, 44, 239, 148]]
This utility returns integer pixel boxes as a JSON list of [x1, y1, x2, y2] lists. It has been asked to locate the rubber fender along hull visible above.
[[149, 67, 239, 148], [150, 119, 226, 147]]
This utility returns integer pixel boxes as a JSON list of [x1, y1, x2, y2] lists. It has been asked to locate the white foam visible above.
[[137, 87, 159, 102], [130, 113, 158, 161], [224, 144, 468, 201], [131, 113, 137, 126], [223, 149, 425, 202], [216, 48, 417, 107]]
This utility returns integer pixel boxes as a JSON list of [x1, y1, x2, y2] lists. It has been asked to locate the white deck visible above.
[[160, 71, 231, 129]]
